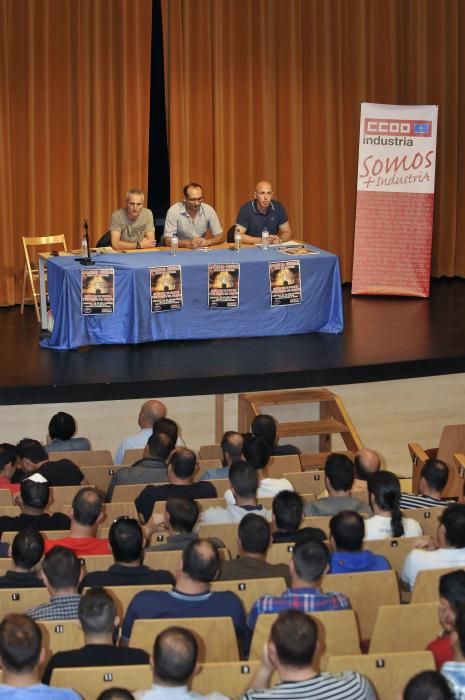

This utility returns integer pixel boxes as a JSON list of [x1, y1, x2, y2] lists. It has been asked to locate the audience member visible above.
[[15, 439, 85, 486], [402, 504, 465, 590], [241, 610, 375, 700], [201, 431, 244, 480], [442, 602, 465, 697], [329, 510, 390, 573], [135, 448, 217, 524], [144, 497, 201, 551], [247, 539, 350, 633], [218, 514, 291, 586], [46, 412, 91, 454], [353, 448, 380, 490], [400, 459, 453, 509], [114, 400, 168, 465], [0, 474, 70, 534], [403, 670, 453, 700], [152, 418, 181, 451], [121, 539, 247, 653], [271, 491, 326, 544], [44, 487, 110, 556], [107, 433, 172, 500], [426, 570, 465, 669], [0, 614, 79, 699], [304, 453, 371, 516], [81, 517, 174, 587], [201, 462, 271, 525], [251, 415, 301, 456], [0, 444, 20, 494], [98, 691, 135, 700], [364, 471, 422, 540], [135, 626, 227, 700], [0, 529, 44, 588], [26, 546, 81, 621], [42, 588, 149, 684], [224, 436, 293, 503]]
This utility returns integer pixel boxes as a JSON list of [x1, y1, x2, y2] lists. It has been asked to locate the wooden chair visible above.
[[51, 665, 152, 699], [197, 459, 222, 477], [0, 505, 20, 517], [80, 554, 114, 574], [369, 603, 439, 653], [268, 455, 301, 478], [112, 482, 167, 503], [48, 450, 113, 467], [409, 424, 465, 498], [39, 619, 85, 659], [48, 485, 86, 513], [121, 448, 144, 465], [266, 542, 296, 566], [192, 661, 264, 697], [1, 529, 71, 545], [286, 470, 327, 496], [0, 588, 49, 618], [204, 478, 229, 497], [211, 578, 286, 613], [0, 490, 15, 506], [322, 570, 400, 640], [249, 610, 361, 669], [401, 506, 445, 539], [366, 537, 419, 576], [130, 617, 240, 661], [199, 444, 223, 460], [301, 515, 333, 536], [100, 501, 138, 522], [21, 234, 67, 322], [327, 651, 435, 700], [411, 567, 462, 604], [80, 466, 125, 494], [197, 523, 239, 557]]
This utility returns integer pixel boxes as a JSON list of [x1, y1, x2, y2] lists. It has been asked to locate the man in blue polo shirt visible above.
[[234, 181, 293, 245], [121, 538, 248, 654]]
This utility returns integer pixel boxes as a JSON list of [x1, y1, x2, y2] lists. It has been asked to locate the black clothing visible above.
[[80, 562, 175, 588], [0, 569, 45, 588], [42, 643, 149, 685], [135, 481, 217, 523], [0, 512, 71, 534]]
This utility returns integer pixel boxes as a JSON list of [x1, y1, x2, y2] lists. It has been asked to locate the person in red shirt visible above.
[[44, 487, 110, 556], [426, 569, 465, 669]]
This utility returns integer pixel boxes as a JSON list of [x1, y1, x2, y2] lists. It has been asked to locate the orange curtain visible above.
[[0, 0, 152, 305], [162, 0, 464, 282]]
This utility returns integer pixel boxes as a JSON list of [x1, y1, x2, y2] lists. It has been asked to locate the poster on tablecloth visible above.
[[208, 263, 240, 308], [269, 261, 301, 306], [81, 268, 114, 315], [150, 265, 183, 312], [352, 103, 438, 297]]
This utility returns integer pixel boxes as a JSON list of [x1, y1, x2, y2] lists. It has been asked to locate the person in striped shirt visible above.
[[247, 539, 350, 632], [241, 610, 375, 700], [399, 458, 454, 510]]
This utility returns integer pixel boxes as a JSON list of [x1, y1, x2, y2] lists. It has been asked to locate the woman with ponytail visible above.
[[365, 471, 423, 540]]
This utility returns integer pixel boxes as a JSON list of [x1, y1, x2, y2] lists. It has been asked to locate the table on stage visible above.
[[39, 244, 343, 350]]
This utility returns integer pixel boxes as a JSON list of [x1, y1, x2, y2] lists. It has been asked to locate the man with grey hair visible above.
[[110, 188, 156, 251], [114, 399, 167, 465]]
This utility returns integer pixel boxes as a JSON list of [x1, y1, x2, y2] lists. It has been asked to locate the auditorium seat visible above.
[[411, 567, 460, 604], [197, 523, 240, 557], [48, 450, 113, 467], [211, 578, 286, 612], [80, 466, 125, 494], [192, 660, 265, 698], [121, 448, 144, 465], [39, 619, 85, 660], [327, 651, 435, 700], [249, 610, 361, 669], [49, 485, 86, 513], [129, 617, 240, 661], [369, 602, 439, 653], [111, 482, 168, 502], [285, 470, 327, 496], [268, 455, 301, 478], [409, 424, 465, 498], [199, 444, 223, 460], [365, 537, 419, 576], [0, 587, 49, 618], [0, 490, 15, 506], [322, 570, 400, 640], [198, 459, 222, 477], [51, 665, 152, 699], [400, 506, 445, 538]]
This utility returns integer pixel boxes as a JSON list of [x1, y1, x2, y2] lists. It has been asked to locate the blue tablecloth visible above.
[[41, 246, 343, 350]]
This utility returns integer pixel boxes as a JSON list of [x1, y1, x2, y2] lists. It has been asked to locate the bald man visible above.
[[353, 448, 381, 491], [114, 400, 167, 465], [234, 181, 293, 245]]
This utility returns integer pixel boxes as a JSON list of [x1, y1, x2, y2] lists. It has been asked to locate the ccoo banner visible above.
[[352, 103, 438, 297]]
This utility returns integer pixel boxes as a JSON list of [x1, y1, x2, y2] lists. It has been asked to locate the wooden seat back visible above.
[[48, 450, 113, 467], [51, 665, 152, 699], [369, 603, 439, 653]]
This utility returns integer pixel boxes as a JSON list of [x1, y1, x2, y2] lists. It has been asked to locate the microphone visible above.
[[76, 219, 95, 265]]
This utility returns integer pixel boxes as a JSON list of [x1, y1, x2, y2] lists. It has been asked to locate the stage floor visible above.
[[2, 277, 465, 405]]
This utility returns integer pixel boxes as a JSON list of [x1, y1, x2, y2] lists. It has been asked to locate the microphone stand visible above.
[[76, 219, 95, 265]]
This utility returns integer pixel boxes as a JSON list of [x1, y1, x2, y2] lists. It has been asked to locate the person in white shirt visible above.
[[202, 461, 271, 525], [135, 625, 227, 700], [223, 436, 293, 504], [364, 471, 422, 540], [114, 400, 167, 465], [401, 504, 465, 590]]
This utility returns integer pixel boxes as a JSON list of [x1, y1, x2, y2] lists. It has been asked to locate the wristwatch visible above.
[[136, 241, 141, 249]]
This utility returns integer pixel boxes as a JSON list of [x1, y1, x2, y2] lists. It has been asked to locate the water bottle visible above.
[[234, 227, 242, 252], [171, 234, 178, 256], [262, 227, 270, 250], [81, 235, 88, 257]]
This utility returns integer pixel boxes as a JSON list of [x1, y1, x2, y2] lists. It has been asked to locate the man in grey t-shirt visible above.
[[110, 188, 156, 251], [162, 182, 224, 248]]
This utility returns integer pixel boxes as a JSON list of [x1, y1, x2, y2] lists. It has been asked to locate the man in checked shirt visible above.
[[247, 539, 350, 633]]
